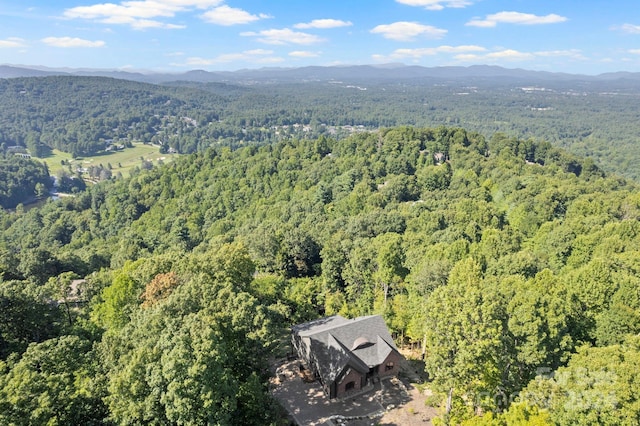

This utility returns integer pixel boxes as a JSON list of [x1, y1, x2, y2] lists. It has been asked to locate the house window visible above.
[[385, 361, 394, 371], [345, 381, 356, 391]]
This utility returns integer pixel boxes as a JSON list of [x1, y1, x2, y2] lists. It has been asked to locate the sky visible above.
[[1, 0, 640, 75]]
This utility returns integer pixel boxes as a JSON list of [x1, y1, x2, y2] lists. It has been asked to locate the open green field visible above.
[[41, 143, 179, 180]]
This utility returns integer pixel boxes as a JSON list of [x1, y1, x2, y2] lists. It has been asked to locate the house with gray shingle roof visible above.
[[291, 315, 403, 399]]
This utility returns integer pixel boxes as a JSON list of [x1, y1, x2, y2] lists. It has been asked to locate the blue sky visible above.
[[1, 0, 639, 74]]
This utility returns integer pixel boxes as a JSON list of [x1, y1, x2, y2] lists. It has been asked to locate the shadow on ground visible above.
[[271, 358, 423, 426]]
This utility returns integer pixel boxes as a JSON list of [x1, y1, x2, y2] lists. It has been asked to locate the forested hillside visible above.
[[0, 153, 52, 209], [0, 77, 228, 156], [2, 75, 640, 179], [2, 126, 640, 424]]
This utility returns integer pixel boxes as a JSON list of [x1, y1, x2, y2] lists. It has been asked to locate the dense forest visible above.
[[0, 153, 52, 209], [1, 75, 640, 179], [0, 77, 227, 157], [2, 126, 640, 424]]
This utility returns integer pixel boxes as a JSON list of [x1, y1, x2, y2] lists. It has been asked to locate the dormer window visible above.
[[351, 336, 374, 350], [385, 361, 394, 371]]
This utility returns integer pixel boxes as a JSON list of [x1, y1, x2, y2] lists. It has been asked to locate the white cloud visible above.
[[152, 0, 220, 6], [454, 48, 582, 63], [485, 49, 534, 60], [241, 28, 325, 45], [455, 51, 512, 62], [289, 50, 321, 58], [370, 22, 447, 41], [629, 49, 640, 55], [201, 5, 269, 25], [130, 19, 185, 29], [294, 19, 352, 29], [0, 37, 27, 48], [42, 37, 106, 48], [63, 0, 222, 29], [182, 56, 216, 66], [467, 11, 567, 28], [435, 45, 486, 53], [212, 48, 275, 62], [535, 49, 585, 60], [374, 45, 485, 60], [254, 57, 285, 64], [454, 54, 481, 61], [615, 23, 640, 34], [396, 0, 473, 11], [243, 49, 273, 55], [177, 49, 281, 65]]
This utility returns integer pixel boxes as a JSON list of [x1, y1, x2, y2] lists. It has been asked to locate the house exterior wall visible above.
[[378, 350, 403, 379], [291, 335, 313, 369], [291, 334, 308, 363], [291, 316, 405, 400], [291, 334, 322, 384], [335, 367, 365, 399]]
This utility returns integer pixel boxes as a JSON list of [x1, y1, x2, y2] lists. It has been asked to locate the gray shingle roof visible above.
[[293, 315, 350, 336], [293, 315, 399, 385]]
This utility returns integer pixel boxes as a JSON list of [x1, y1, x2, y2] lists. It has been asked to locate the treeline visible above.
[[2, 76, 640, 179], [1, 127, 640, 424]]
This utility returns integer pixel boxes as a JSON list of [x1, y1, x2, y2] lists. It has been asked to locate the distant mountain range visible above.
[[3, 64, 640, 86]]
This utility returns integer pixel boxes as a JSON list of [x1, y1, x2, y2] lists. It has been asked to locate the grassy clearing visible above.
[[40, 143, 179, 179]]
